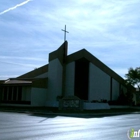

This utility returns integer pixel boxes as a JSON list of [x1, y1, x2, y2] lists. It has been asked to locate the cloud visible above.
[[0, 75, 19, 79], [0, 60, 38, 68], [0, 56, 47, 62], [0, 0, 32, 15], [0, 0, 140, 79]]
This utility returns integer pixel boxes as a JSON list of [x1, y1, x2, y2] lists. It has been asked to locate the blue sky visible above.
[[0, 0, 140, 80]]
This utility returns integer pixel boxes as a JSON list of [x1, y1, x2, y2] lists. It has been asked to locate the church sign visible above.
[[59, 96, 83, 111], [63, 99, 80, 108]]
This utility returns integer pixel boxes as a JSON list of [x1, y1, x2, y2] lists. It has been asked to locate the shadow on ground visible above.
[[0, 106, 140, 119], [30, 108, 140, 119]]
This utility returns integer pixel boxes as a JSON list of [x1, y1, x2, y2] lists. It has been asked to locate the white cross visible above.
[[62, 25, 69, 41]]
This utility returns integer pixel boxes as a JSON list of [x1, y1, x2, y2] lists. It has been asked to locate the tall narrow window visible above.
[[8, 86, 12, 100], [13, 86, 17, 101], [18, 86, 22, 101], [110, 77, 112, 101], [74, 58, 89, 100], [3, 87, 8, 101], [1, 87, 4, 100], [0, 87, 2, 101]]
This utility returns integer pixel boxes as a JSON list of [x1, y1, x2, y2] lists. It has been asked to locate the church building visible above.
[[0, 41, 127, 109]]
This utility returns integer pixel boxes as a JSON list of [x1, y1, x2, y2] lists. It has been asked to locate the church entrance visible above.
[[74, 58, 89, 100]]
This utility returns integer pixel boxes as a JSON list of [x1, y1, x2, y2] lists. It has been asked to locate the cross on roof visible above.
[[61, 25, 69, 41]]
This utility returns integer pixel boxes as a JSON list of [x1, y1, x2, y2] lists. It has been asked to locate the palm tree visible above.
[[125, 67, 140, 90]]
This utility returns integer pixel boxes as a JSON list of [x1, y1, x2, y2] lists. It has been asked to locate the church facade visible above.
[[0, 41, 127, 109]]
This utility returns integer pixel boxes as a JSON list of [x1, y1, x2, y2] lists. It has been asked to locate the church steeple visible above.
[[49, 41, 68, 65], [48, 41, 68, 100]]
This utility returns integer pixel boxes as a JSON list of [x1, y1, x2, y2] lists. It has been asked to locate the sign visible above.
[[63, 99, 80, 108], [59, 96, 83, 111]]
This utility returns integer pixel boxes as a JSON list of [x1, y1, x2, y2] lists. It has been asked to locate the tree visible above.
[[125, 67, 140, 90]]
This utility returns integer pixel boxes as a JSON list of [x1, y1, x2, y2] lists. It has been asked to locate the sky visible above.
[[0, 0, 140, 80]]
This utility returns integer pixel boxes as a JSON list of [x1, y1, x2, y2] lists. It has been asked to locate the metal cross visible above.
[[61, 25, 69, 41]]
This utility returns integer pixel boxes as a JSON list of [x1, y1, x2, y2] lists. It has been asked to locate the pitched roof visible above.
[[11, 41, 125, 87], [66, 49, 125, 85], [17, 64, 48, 79], [49, 41, 68, 65]]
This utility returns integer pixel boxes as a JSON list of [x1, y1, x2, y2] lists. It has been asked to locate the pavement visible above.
[[0, 111, 140, 140]]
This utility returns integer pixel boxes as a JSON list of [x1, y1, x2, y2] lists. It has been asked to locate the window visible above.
[[13, 86, 17, 101], [8, 86, 12, 100], [17, 86, 22, 101], [3, 87, 8, 101]]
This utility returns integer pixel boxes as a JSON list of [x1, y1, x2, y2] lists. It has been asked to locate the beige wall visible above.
[[112, 78, 120, 100], [47, 58, 63, 101], [31, 87, 47, 106]]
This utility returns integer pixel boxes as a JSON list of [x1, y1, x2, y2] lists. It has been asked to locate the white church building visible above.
[[0, 41, 127, 109]]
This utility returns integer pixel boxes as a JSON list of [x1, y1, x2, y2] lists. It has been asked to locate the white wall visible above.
[[65, 62, 75, 96], [88, 63, 110, 101], [47, 58, 63, 101], [31, 88, 47, 106], [22, 87, 31, 101], [112, 78, 120, 100]]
